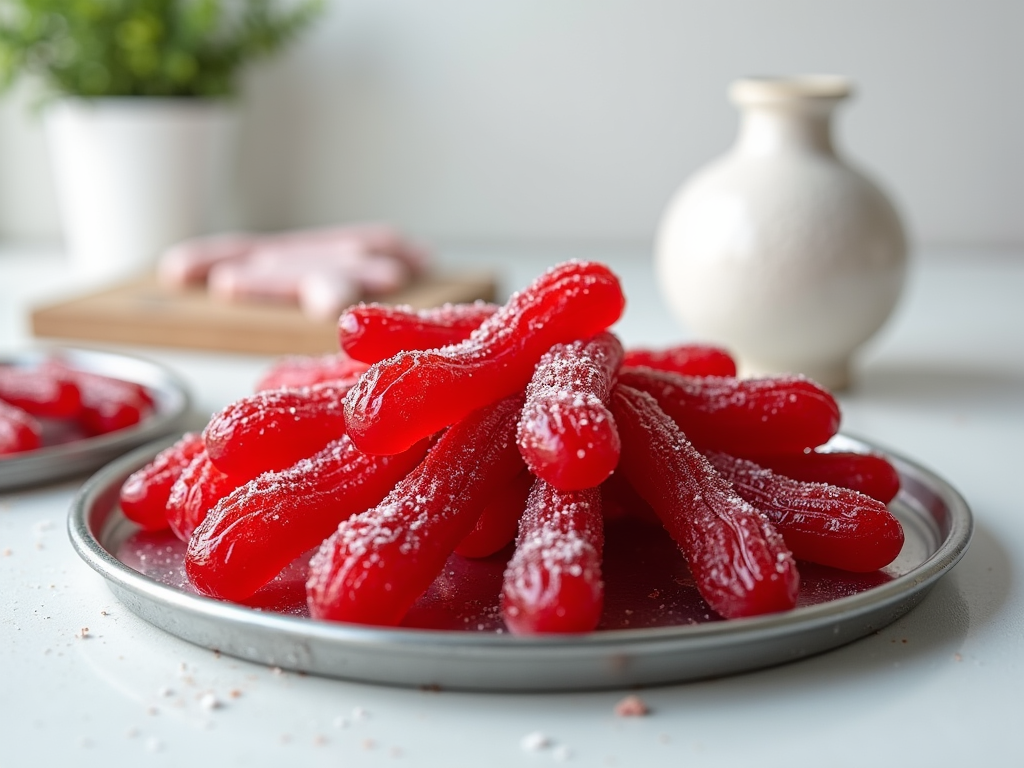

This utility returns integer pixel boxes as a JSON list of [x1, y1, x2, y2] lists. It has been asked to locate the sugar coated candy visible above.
[[706, 451, 904, 572], [120, 432, 204, 531], [501, 480, 604, 635], [203, 381, 351, 480], [187, 435, 429, 601], [618, 368, 840, 457], [516, 332, 623, 491], [622, 344, 736, 378], [0, 400, 42, 456], [307, 395, 525, 625], [611, 385, 800, 619], [338, 301, 498, 364], [344, 261, 625, 455], [743, 450, 900, 504]]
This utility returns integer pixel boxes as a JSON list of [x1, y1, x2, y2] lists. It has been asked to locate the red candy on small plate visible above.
[[0, 366, 82, 419], [0, 400, 42, 456], [44, 363, 154, 436], [0, 350, 187, 489]]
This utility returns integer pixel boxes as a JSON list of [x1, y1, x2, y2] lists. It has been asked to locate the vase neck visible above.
[[728, 76, 851, 158], [735, 102, 839, 157]]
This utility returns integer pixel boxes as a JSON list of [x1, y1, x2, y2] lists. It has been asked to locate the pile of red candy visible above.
[[120, 261, 904, 633], [0, 360, 155, 456]]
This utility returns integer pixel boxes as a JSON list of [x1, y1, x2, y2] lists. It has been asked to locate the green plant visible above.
[[0, 0, 323, 98]]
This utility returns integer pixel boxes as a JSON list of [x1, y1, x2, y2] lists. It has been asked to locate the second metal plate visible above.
[[1, 347, 190, 491]]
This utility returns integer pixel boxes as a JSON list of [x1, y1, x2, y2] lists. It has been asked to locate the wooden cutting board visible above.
[[30, 272, 498, 356]]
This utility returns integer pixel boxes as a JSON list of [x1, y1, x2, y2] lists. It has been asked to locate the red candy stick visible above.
[[619, 368, 840, 457], [120, 432, 204, 531], [77, 375, 152, 434], [501, 480, 605, 635], [45, 361, 155, 405], [307, 395, 525, 625], [611, 385, 799, 618], [623, 344, 736, 378], [0, 400, 42, 456], [45, 366, 153, 435], [203, 381, 351, 480], [187, 435, 429, 602], [165, 450, 238, 542], [338, 301, 498, 364], [345, 261, 625, 455], [455, 469, 533, 559], [0, 367, 82, 419], [706, 451, 904, 572], [744, 450, 901, 504], [255, 352, 370, 392], [516, 332, 623, 491]]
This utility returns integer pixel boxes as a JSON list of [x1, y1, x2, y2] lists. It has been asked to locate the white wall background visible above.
[[1, 0, 1021, 251]]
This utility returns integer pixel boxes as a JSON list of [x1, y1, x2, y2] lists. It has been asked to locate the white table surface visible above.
[[1, 244, 1021, 767]]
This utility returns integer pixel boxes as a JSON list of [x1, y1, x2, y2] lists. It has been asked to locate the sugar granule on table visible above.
[[553, 744, 574, 761], [520, 731, 551, 752]]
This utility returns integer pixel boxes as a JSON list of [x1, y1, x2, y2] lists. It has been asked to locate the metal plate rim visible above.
[[67, 433, 973, 690]]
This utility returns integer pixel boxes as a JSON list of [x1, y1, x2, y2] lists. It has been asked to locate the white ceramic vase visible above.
[[655, 76, 907, 390], [44, 98, 237, 282]]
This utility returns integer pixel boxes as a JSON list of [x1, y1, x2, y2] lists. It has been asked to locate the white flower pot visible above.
[[655, 76, 907, 390], [44, 98, 237, 282]]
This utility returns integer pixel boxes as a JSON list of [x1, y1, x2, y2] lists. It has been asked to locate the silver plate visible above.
[[68, 435, 971, 691], [0, 347, 190, 490]]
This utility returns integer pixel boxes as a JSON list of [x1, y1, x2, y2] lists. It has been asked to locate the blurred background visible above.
[[0, 0, 1020, 254]]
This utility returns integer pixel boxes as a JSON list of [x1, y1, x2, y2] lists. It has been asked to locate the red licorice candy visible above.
[[307, 395, 525, 625], [622, 344, 736, 378], [745, 450, 901, 504], [344, 261, 626, 455], [501, 480, 604, 635], [611, 385, 799, 618], [0, 400, 42, 456], [47, 366, 154, 436], [619, 368, 840, 457], [0, 366, 82, 419], [338, 301, 498, 364], [516, 332, 623, 491], [254, 352, 370, 392], [455, 469, 533, 559], [705, 451, 904, 572], [120, 432, 205, 531], [165, 450, 238, 542], [203, 381, 351, 480], [187, 435, 430, 602]]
